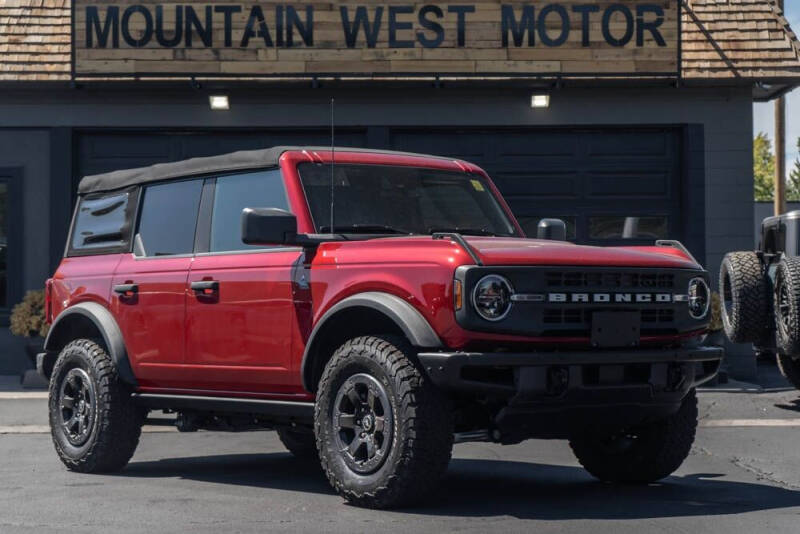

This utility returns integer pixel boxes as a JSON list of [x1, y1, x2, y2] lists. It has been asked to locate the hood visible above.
[[462, 237, 701, 270], [315, 236, 702, 271]]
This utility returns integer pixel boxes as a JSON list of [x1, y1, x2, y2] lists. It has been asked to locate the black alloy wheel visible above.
[[777, 275, 792, 337], [58, 367, 97, 447], [333, 373, 394, 474]]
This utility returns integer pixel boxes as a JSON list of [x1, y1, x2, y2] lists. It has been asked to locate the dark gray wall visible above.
[[0, 84, 757, 377], [0, 130, 50, 374]]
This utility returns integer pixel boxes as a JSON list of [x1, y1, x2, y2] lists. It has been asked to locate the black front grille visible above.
[[456, 265, 706, 339], [543, 308, 675, 325], [545, 271, 675, 290]]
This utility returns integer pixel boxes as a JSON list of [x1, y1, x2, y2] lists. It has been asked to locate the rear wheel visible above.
[[569, 389, 698, 483], [276, 427, 317, 459], [315, 335, 454, 508], [719, 252, 769, 343], [48, 339, 145, 473]]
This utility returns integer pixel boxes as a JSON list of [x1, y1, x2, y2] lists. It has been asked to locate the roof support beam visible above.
[[775, 0, 787, 216]]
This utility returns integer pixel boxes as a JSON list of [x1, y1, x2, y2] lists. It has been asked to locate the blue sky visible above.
[[753, 4, 800, 170]]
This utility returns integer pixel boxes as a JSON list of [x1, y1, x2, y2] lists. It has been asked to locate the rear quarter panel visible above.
[[50, 254, 124, 319]]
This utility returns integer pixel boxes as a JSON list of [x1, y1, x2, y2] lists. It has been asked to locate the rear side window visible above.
[[137, 179, 203, 256], [69, 190, 136, 255], [210, 169, 289, 252]]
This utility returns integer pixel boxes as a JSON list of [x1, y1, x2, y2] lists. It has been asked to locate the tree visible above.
[[754, 132, 776, 201], [789, 137, 800, 202]]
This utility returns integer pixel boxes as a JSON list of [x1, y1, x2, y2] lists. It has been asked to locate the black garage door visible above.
[[391, 128, 683, 246], [76, 129, 368, 180], [75, 127, 682, 247]]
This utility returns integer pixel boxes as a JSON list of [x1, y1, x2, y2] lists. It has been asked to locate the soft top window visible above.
[[68, 189, 137, 256]]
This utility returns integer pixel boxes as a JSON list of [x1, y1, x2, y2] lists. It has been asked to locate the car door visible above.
[[184, 168, 301, 395], [111, 178, 203, 389]]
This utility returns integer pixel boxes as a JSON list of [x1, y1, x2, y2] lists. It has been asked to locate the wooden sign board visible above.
[[72, 1, 680, 78]]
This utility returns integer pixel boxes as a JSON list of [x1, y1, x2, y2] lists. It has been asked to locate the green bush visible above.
[[10, 290, 49, 338]]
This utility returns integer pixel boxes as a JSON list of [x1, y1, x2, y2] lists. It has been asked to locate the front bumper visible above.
[[418, 346, 723, 439]]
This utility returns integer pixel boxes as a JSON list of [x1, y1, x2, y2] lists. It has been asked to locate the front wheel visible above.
[[569, 389, 698, 483], [48, 339, 145, 473], [315, 336, 454, 508]]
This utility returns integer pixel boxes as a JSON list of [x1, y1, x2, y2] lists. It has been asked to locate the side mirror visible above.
[[537, 218, 567, 241], [241, 207, 299, 246]]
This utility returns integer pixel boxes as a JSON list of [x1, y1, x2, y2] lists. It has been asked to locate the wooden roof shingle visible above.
[[682, 0, 800, 80], [0, 0, 70, 81], [0, 0, 798, 83]]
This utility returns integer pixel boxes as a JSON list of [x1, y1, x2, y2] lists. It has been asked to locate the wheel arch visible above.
[[42, 302, 137, 386], [300, 292, 442, 393]]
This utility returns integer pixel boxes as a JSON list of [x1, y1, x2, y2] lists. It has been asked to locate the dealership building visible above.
[[0, 0, 799, 379]]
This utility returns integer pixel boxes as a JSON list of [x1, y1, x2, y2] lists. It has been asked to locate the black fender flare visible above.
[[43, 302, 137, 387], [300, 292, 442, 392]]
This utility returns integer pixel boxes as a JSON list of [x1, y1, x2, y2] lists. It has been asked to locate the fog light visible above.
[[531, 94, 550, 108], [209, 95, 230, 110]]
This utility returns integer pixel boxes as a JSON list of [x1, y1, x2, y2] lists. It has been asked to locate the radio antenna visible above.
[[329, 97, 335, 236]]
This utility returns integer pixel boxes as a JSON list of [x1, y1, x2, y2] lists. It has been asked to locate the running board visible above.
[[132, 393, 314, 423]]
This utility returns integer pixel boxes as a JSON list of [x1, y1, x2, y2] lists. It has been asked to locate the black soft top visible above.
[[78, 146, 456, 195]]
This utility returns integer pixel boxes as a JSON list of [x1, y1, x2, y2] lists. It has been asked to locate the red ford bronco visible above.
[[39, 147, 722, 508]]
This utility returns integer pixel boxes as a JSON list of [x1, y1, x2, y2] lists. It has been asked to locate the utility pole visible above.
[[775, 0, 786, 215]]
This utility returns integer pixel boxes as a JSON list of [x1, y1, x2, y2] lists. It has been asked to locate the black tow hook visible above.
[[546, 366, 569, 396], [666, 363, 687, 392]]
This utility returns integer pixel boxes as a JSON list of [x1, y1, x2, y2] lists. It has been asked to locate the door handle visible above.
[[113, 283, 138, 296], [190, 280, 219, 294]]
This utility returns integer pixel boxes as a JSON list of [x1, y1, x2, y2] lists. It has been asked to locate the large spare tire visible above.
[[719, 252, 769, 343], [774, 257, 800, 355]]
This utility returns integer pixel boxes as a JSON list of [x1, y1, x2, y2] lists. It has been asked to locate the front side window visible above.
[[297, 163, 517, 236], [70, 190, 134, 254], [137, 179, 203, 256], [210, 169, 289, 252]]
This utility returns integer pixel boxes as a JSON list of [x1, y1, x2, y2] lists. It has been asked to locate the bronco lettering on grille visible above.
[[545, 292, 675, 303]]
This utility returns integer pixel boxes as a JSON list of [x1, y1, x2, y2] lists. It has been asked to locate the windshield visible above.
[[297, 163, 518, 236]]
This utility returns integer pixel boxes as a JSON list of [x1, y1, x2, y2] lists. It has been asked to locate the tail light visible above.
[[44, 279, 53, 324]]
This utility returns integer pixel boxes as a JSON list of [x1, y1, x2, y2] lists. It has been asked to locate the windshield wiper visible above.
[[318, 224, 414, 235], [427, 227, 504, 236]]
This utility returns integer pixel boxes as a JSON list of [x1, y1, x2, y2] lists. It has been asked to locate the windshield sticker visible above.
[[470, 179, 485, 192]]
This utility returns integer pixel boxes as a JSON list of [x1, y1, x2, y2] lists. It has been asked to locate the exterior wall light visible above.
[[209, 95, 230, 110], [531, 94, 550, 109]]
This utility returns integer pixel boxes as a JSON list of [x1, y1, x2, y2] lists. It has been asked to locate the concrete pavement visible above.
[[1, 367, 800, 533]]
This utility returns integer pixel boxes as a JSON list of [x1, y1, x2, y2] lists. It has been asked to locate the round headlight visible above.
[[688, 277, 710, 319], [472, 275, 513, 321]]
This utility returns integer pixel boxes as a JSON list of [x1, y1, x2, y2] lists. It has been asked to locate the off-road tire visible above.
[[719, 251, 769, 343], [276, 427, 318, 459], [569, 389, 698, 483], [48, 339, 145, 473], [774, 257, 800, 355], [315, 335, 454, 509], [776, 353, 800, 390]]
